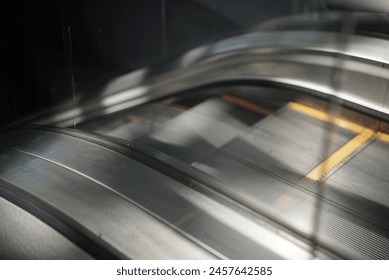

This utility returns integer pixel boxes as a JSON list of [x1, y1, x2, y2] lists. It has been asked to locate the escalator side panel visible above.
[[0, 128, 311, 259], [0, 197, 93, 260], [0, 148, 215, 259]]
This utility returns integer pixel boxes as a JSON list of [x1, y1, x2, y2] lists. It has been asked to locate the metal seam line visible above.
[[221, 95, 273, 116], [7, 147, 227, 260]]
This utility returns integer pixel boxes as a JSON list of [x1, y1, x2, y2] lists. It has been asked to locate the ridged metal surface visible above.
[[135, 99, 260, 164], [0, 128, 311, 259], [0, 148, 214, 259], [2, 87, 389, 259], [74, 95, 389, 259], [79, 103, 181, 136], [0, 197, 92, 260], [326, 139, 389, 208], [219, 108, 356, 181]]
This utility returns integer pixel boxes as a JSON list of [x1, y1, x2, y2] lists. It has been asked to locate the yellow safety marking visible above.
[[274, 101, 389, 206], [222, 95, 273, 116], [305, 129, 374, 181], [169, 103, 188, 112], [288, 102, 365, 133], [288, 101, 389, 143], [376, 132, 389, 143], [127, 115, 139, 122]]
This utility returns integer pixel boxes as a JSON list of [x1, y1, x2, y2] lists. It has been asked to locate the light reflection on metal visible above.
[[27, 29, 389, 128], [100, 86, 149, 107], [100, 69, 149, 96], [327, 0, 389, 13], [310, 12, 356, 258]]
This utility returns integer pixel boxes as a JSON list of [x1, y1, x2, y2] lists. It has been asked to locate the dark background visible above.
[[0, 0, 320, 126]]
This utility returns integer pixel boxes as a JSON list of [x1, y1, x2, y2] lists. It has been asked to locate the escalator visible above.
[[74, 84, 389, 259], [1, 81, 387, 259], [1, 7, 389, 259]]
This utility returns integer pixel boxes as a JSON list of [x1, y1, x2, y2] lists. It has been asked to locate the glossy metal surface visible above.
[[2, 13, 389, 259], [27, 30, 389, 128], [70, 82, 389, 259], [0, 196, 92, 260], [0, 127, 312, 259]]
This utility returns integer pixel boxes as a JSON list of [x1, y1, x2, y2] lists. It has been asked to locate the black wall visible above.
[[1, 0, 297, 126]]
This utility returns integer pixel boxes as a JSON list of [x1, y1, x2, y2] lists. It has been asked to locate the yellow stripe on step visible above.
[[288, 102, 365, 134], [376, 132, 389, 143], [305, 129, 374, 181], [222, 95, 273, 116]]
